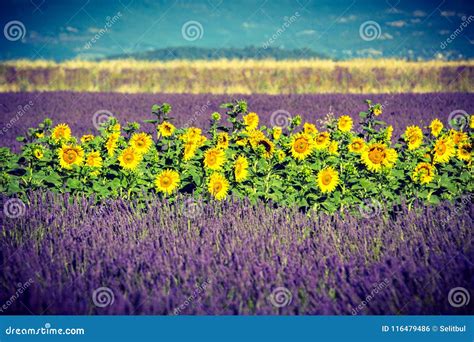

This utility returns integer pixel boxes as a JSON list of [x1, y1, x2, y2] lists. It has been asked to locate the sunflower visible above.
[[457, 142, 472, 162], [80, 134, 94, 143], [234, 156, 249, 182], [130, 132, 153, 154], [243, 112, 259, 131], [208, 173, 229, 201], [290, 133, 314, 160], [180, 128, 206, 157], [362, 144, 387, 171], [362, 143, 397, 172], [450, 130, 468, 145], [33, 148, 43, 159], [337, 116, 353, 132], [257, 138, 275, 159], [211, 112, 221, 121], [317, 167, 339, 193], [58, 144, 84, 169], [204, 147, 226, 170], [217, 132, 229, 150], [470, 115, 474, 129], [372, 106, 382, 116], [236, 138, 248, 146], [429, 119, 443, 137], [52, 124, 71, 142], [85, 151, 102, 168], [118, 147, 142, 170], [273, 127, 282, 140], [328, 141, 339, 155], [248, 130, 265, 148], [386, 125, 393, 142], [36, 132, 45, 139], [313, 132, 330, 150], [106, 133, 120, 156], [111, 123, 121, 132], [348, 137, 365, 153], [181, 127, 202, 142], [404, 125, 423, 150], [277, 150, 286, 162], [155, 169, 180, 195], [433, 136, 455, 163], [304, 123, 318, 135], [183, 140, 198, 161], [385, 148, 398, 167], [159, 121, 176, 137], [412, 162, 435, 184]]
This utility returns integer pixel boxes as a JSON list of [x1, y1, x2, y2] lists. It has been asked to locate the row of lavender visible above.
[[1, 192, 472, 315], [1, 92, 473, 152]]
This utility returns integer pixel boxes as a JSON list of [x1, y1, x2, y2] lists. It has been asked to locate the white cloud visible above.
[[88, 27, 101, 34], [438, 30, 450, 35], [58, 33, 86, 42], [75, 52, 106, 60], [66, 26, 78, 33], [337, 15, 357, 23], [28, 31, 58, 44], [440, 11, 456, 17], [379, 33, 393, 40], [357, 48, 383, 57], [387, 20, 406, 28], [413, 10, 426, 17], [242, 22, 257, 29], [410, 18, 421, 24], [296, 30, 316, 36]]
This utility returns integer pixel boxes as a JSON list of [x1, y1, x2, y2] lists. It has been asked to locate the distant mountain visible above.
[[104, 46, 329, 61]]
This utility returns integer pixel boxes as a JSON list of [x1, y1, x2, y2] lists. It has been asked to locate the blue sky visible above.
[[1, 0, 473, 60]]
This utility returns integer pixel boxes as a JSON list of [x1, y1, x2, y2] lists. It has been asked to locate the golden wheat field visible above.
[[1, 59, 473, 94]]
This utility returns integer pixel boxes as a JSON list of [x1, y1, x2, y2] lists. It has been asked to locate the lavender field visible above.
[[1, 91, 473, 151], [0, 91, 473, 316], [1, 192, 472, 315]]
